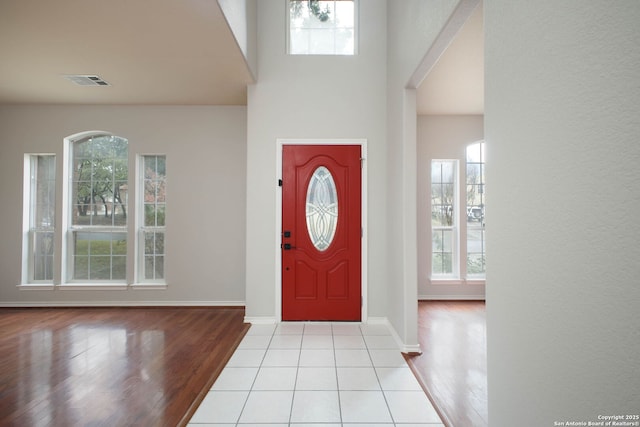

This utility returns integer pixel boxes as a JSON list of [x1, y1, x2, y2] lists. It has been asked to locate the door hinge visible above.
[[278, 179, 283, 187], [360, 157, 365, 169], [361, 296, 363, 307]]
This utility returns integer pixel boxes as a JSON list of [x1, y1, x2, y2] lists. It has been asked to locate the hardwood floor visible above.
[[405, 300, 487, 427], [0, 307, 249, 427]]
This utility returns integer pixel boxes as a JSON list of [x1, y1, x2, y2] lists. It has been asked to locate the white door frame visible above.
[[275, 139, 368, 323]]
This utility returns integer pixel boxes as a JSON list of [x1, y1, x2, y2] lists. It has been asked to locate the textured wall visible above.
[[486, 1, 640, 424]]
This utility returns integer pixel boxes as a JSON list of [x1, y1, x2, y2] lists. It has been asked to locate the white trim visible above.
[[57, 284, 129, 291], [129, 283, 169, 290], [244, 316, 278, 324], [0, 301, 246, 308], [17, 284, 55, 291], [21, 155, 31, 284], [364, 316, 387, 325], [276, 139, 368, 323], [366, 317, 422, 354], [429, 278, 486, 286], [419, 295, 486, 301]]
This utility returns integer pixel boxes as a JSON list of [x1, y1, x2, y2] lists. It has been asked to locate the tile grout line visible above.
[[364, 324, 398, 426], [234, 324, 274, 425], [287, 322, 304, 426], [331, 323, 344, 426]]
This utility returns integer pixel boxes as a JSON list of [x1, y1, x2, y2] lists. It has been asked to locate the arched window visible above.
[[466, 141, 485, 277], [22, 132, 167, 288], [67, 133, 128, 281]]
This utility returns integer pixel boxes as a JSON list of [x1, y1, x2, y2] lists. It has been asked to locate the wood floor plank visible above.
[[405, 300, 488, 427], [0, 307, 249, 427]]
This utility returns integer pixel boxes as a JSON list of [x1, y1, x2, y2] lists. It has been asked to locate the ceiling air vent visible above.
[[63, 75, 110, 86]]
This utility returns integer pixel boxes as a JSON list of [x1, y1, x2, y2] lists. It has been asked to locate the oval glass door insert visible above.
[[306, 166, 338, 251]]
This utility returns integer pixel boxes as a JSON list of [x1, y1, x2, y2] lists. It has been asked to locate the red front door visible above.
[[282, 145, 362, 321]]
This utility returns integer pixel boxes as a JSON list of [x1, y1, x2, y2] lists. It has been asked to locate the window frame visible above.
[[430, 159, 460, 279], [286, 0, 358, 56], [465, 141, 486, 279], [20, 132, 168, 291], [135, 154, 167, 287], [21, 154, 57, 288], [60, 131, 129, 289]]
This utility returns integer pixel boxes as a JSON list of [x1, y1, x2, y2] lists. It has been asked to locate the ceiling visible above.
[[417, 2, 484, 115], [0, 0, 253, 105], [0, 0, 482, 112]]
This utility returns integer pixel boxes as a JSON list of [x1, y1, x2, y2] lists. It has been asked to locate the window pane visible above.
[[72, 231, 127, 281], [466, 142, 486, 277], [27, 155, 56, 283], [143, 231, 165, 280], [140, 155, 167, 282], [71, 135, 128, 227], [432, 228, 453, 275], [289, 0, 355, 55], [431, 159, 457, 277], [34, 156, 56, 228], [111, 256, 127, 280], [90, 256, 111, 280], [306, 166, 338, 251], [467, 227, 485, 276], [33, 231, 54, 281]]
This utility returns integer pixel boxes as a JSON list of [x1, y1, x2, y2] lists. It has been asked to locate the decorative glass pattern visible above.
[[306, 166, 338, 251]]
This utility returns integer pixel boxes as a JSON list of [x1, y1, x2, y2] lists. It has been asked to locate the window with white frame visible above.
[[139, 155, 166, 282], [21, 134, 169, 288], [68, 134, 128, 282], [431, 160, 458, 277], [288, 0, 356, 55], [466, 141, 486, 277], [24, 154, 56, 283]]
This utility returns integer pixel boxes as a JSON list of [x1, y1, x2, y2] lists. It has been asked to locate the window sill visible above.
[[130, 283, 168, 290], [17, 284, 55, 291], [57, 283, 129, 291], [17, 283, 168, 291], [429, 278, 486, 286]]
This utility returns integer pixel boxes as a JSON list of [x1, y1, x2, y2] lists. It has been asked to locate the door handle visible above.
[[282, 243, 296, 250]]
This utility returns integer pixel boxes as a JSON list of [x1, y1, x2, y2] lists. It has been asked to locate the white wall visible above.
[[417, 114, 484, 299], [0, 105, 247, 305], [486, 1, 640, 424], [217, 0, 257, 80], [245, 0, 387, 321], [386, 0, 461, 346]]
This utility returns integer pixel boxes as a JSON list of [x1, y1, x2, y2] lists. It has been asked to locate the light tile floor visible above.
[[188, 322, 444, 427]]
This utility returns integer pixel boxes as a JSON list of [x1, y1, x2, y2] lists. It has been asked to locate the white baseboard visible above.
[[0, 301, 246, 308], [244, 316, 277, 324], [418, 294, 485, 300], [364, 317, 422, 354], [364, 316, 388, 325]]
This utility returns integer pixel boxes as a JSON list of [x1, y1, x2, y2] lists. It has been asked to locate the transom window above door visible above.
[[288, 0, 357, 55]]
